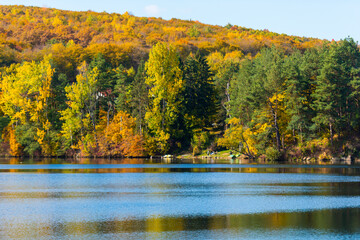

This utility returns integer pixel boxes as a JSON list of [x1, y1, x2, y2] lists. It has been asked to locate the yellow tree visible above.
[[145, 42, 183, 154], [0, 57, 54, 156], [217, 117, 259, 158], [97, 110, 144, 157]]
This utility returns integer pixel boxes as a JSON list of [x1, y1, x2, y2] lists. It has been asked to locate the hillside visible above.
[[0, 5, 323, 67]]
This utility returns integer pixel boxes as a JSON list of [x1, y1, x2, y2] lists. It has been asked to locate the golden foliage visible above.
[[97, 110, 145, 157], [217, 117, 259, 157], [0, 5, 322, 67]]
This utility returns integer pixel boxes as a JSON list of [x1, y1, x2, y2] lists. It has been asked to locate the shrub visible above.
[[265, 146, 281, 161]]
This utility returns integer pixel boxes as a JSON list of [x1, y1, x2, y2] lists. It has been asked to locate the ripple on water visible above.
[[0, 160, 359, 239]]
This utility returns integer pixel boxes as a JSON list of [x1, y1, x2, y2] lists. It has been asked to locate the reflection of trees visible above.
[[2, 165, 360, 175], [2, 156, 360, 175], [3, 208, 360, 238]]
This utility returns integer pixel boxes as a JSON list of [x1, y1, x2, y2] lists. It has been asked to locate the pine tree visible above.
[[182, 53, 216, 132], [129, 60, 149, 134]]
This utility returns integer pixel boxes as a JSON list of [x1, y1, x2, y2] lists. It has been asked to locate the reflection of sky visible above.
[[0, 173, 360, 219], [0, 171, 360, 238]]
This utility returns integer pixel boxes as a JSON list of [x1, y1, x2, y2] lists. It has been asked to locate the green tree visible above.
[[212, 61, 239, 129], [182, 53, 216, 131], [284, 49, 318, 143], [230, 47, 286, 153], [230, 58, 255, 124], [252, 47, 286, 151], [312, 38, 360, 143], [60, 62, 99, 153], [114, 64, 135, 112], [129, 60, 149, 134]]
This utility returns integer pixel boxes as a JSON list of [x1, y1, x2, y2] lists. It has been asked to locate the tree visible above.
[[312, 38, 360, 143], [114, 64, 135, 112], [60, 61, 99, 154], [181, 53, 216, 151], [182, 53, 216, 131], [229, 47, 287, 153], [96, 110, 145, 157], [217, 117, 257, 158], [210, 54, 240, 130], [145, 42, 183, 153], [128, 60, 149, 134], [284, 49, 318, 143], [0, 57, 54, 156], [254, 47, 286, 151]]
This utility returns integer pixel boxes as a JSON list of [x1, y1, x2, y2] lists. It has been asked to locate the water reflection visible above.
[[2, 157, 359, 165], [1, 209, 359, 239], [0, 157, 360, 239], [1, 166, 360, 175]]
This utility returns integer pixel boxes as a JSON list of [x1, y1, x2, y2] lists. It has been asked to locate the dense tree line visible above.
[[0, 42, 217, 157], [219, 38, 360, 160]]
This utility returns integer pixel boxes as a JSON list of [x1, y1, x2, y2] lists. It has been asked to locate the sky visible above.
[[2, 0, 360, 41]]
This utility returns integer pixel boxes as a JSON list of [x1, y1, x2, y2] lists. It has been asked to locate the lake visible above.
[[0, 158, 359, 239]]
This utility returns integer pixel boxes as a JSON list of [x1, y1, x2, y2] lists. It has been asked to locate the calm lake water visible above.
[[0, 158, 359, 239]]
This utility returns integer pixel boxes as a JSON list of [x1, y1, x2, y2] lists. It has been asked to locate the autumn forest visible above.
[[0, 5, 359, 160]]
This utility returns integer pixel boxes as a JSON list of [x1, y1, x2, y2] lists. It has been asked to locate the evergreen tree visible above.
[[182, 53, 216, 132], [213, 61, 239, 129], [284, 50, 317, 143], [129, 60, 149, 134], [252, 47, 286, 151], [312, 38, 360, 143]]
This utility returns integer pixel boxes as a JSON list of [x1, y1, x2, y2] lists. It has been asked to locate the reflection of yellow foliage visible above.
[[3, 126, 21, 156]]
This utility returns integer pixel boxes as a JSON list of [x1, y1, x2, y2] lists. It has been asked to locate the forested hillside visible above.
[[0, 5, 358, 160]]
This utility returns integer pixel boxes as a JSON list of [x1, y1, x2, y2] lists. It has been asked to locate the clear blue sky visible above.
[[2, 0, 360, 41]]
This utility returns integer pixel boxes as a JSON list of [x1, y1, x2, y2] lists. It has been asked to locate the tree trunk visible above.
[[329, 121, 333, 145], [107, 102, 110, 129], [242, 137, 254, 159], [225, 82, 231, 119], [293, 128, 296, 144], [162, 98, 165, 130], [270, 103, 281, 151]]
